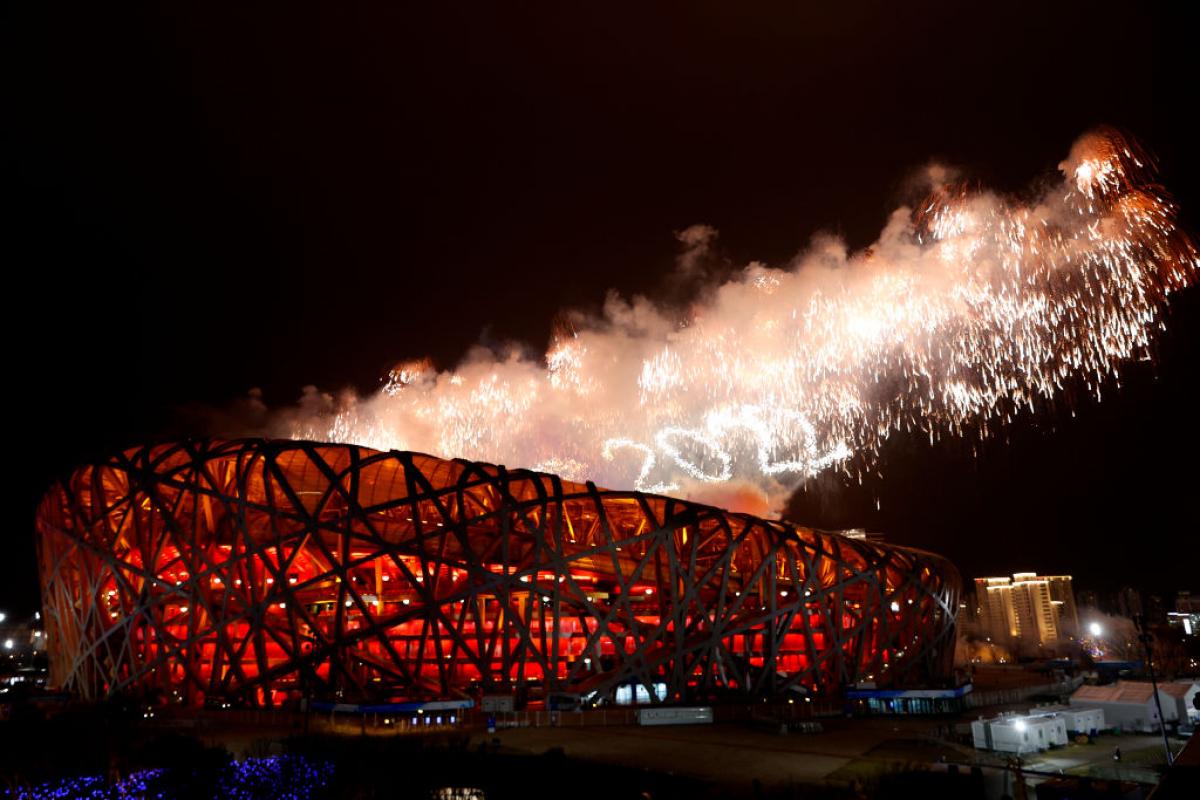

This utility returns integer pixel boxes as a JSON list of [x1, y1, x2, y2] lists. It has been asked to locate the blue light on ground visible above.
[[4, 755, 334, 800]]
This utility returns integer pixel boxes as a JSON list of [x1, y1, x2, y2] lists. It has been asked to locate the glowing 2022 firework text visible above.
[[284, 129, 1197, 513]]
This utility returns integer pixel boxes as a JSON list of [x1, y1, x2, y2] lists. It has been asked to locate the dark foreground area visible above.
[[2, 707, 1197, 799], [0, 708, 968, 800]]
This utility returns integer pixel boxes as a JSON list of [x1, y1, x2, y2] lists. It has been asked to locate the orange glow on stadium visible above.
[[36, 439, 959, 707]]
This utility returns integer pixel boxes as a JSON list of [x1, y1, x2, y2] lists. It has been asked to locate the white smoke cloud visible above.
[[671, 223, 720, 286], [236, 129, 1195, 515]]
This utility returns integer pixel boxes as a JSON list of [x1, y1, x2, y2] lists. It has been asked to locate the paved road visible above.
[[474, 718, 965, 787], [477, 721, 1187, 796], [1025, 734, 1181, 784]]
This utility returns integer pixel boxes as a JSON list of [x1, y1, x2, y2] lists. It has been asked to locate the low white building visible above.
[[1160, 680, 1199, 724], [1069, 681, 1177, 733], [971, 711, 1068, 754], [1031, 704, 1105, 735]]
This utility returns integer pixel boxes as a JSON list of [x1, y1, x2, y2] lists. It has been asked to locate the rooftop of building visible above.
[[975, 572, 1074, 583], [1071, 681, 1164, 704], [1158, 680, 1199, 699]]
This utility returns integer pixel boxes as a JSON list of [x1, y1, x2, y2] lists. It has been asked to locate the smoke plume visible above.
[[225, 129, 1197, 515]]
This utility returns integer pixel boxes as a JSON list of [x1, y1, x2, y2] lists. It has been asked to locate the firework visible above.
[[287, 129, 1197, 512]]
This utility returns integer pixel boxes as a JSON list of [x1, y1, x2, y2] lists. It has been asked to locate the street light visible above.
[[1088, 621, 1102, 637]]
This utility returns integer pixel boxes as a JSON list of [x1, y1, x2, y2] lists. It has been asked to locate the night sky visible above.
[[7, 3, 1198, 617]]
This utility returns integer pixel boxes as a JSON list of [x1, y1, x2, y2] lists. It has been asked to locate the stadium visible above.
[[35, 439, 960, 708]]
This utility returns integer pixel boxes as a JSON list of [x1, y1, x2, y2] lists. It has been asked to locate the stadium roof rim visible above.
[[80, 436, 947, 560]]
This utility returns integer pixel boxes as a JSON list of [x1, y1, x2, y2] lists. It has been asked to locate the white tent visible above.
[[1160, 680, 1199, 724], [1069, 681, 1175, 733]]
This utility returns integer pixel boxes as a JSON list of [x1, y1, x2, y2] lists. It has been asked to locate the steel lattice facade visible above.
[[36, 439, 960, 707]]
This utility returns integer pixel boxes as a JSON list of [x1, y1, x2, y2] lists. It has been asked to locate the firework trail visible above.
[[278, 129, 1197, 513]]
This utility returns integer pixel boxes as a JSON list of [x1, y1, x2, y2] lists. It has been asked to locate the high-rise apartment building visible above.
[[1043, 575, 1079, 639], [1012, 573, 1059, 645], [973, 573, 1079, 649], [974, 577, 1020, 640]]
